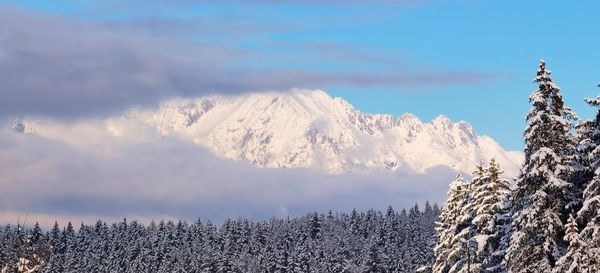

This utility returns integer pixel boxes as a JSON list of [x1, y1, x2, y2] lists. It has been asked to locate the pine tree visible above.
[[61, 222, 78, 273], [383, 206, 402, 271], [576, 92, 600, 272], [485, 184, 512, 272], [507, 60, 575, 273], [552, 215, 590, 273], [433, 175, 470, 273], [571, 97, 600, 213], [433, 160, 511, 272], [40, 222, 63, 273], [457, 162, 488, 272], [469, 159, 512, 273], [569, 90, 600, 256], [363, 241, 386, 273], [309, 212, 322, 240]]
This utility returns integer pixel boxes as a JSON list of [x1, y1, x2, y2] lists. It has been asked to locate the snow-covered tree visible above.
[[468, 159, 512, 273], [575, 93, 600, 272], [433, 174, 471, 273], [571, 98, 600, 213], [507, 60, 576, 273], [552, 215, 590, 273], [363, 241, 386, 273], [1, 204, 440, 273], [440, 161, 511, 273]]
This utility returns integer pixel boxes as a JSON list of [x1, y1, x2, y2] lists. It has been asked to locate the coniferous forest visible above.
[[3, 61, 600, 273], [1, 205, 439, 273]]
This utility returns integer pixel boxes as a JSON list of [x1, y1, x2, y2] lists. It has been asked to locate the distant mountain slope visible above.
[[106, 89, 522, 176]]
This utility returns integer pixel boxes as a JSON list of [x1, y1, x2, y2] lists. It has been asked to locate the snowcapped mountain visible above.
[[100, 89, 522, 176]]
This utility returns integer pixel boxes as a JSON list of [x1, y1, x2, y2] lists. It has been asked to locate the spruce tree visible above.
[[469, 159, 512, 273], [577, 174, 600, 272], [363, 241, 386, 273], [461, 162, 488, 272], [507, 60, 575, 273], [571, 97, 600, 212], [552, 215, 590, 273], [576, 93, 600, 272], [484, 162, 512, 273], [433, 175, 470, 273]]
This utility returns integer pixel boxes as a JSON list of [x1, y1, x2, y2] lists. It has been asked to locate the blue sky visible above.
[[1, 0, 598, 225], [3, 0, 599, 150]]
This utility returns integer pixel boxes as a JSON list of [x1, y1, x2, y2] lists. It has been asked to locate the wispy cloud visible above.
[[0, 4, 492, 120]]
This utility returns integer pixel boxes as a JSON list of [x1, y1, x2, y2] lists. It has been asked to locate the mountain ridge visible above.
[[11, 89, 522, 176], [113, 89, 523, 176]]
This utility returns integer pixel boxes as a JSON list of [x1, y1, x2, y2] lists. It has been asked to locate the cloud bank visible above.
[[0, 2, 478, 227], [0, 121, 456, 227]]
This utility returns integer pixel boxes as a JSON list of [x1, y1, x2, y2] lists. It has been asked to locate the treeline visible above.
[[1, 203, 439, 273], [433, 60, 600, 273]]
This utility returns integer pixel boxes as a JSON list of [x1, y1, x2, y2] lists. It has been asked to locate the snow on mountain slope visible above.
[[96, 89, 522, 176]]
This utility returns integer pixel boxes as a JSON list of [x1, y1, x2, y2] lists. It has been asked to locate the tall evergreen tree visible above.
[[571, 96, 600, 213], [507, 60, 575, 273], [575, 92, 600, 272], [468, 159, 512, 273], [433, 175, 471, 273], [363, 241, 386, 273], [483, 160, 513, 273], [439, 161, 511, 273]]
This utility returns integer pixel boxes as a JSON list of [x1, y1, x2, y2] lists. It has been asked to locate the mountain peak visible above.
[[15, 90, 522, 176], [399, 113, 421, 121], [121, 90, 522, 175], [432, 115, 452, 127], [11, 119, 36, 135]]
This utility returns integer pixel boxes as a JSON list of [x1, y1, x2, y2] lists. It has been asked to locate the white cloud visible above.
[[0, 120, 456, 227]]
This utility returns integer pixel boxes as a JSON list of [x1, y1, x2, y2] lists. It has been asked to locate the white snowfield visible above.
[[13, 89, 523, 176]]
